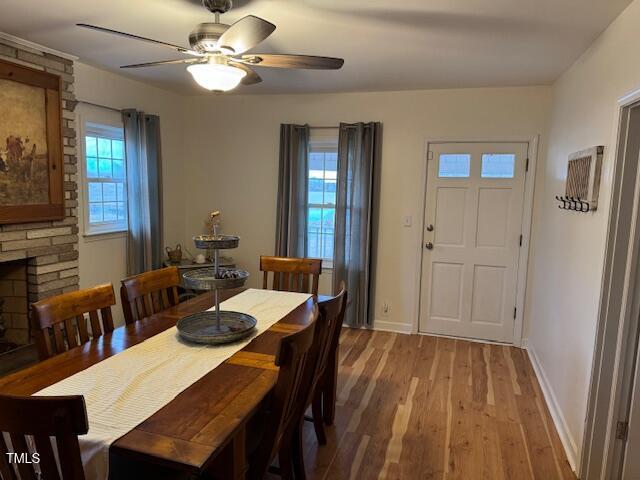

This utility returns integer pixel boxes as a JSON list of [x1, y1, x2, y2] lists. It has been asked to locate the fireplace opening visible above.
[[0, 259, 29, 355]]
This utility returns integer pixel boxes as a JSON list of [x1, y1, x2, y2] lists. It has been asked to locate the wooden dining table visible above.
[[0, 288, 334, 479]]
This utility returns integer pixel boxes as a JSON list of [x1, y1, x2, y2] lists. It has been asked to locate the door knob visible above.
[[425, 242, 434, 250]]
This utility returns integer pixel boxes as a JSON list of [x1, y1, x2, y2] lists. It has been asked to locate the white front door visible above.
[[419, 142, 528, 343]]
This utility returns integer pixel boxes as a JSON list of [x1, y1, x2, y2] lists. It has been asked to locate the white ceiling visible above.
[[0, 0, 632, 95]]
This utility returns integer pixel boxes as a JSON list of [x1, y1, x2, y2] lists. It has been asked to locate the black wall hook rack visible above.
[[556, 195, 591, 213]]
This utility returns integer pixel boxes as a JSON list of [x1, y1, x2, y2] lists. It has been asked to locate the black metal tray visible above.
[[176, 311, 257, 345]]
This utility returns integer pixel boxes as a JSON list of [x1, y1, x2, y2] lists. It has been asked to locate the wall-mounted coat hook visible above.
[[556, 195, 591, 213]]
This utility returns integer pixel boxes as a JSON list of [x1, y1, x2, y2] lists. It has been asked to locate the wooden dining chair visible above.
[[260, 256, 322, 295], [0, 394, 88, 480], [120, 266, 180, 324], [32, 284, 116, 360], [306, 284, 347, 441], [247, 306, 319, 480], [290, 285, 347, 479]]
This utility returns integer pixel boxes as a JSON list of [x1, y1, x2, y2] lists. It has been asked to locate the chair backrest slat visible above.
[[32, 284, 117, 360], [9, 433, 36, 480], [100, 307, 114, 332], [63, 318, 78, 349], [33, 434, 61, 480], [0, 394, 88, 480], [120, 267, 181, 324], [260, 256, 322, 296], [53, 323, 65, 354], [76, 315, 89, 344], [0, 434, 16, 480]]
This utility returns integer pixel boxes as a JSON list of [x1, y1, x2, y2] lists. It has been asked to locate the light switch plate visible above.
[[403, 215, 412, 227]]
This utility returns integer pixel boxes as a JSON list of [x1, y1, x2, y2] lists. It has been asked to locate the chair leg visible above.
[[322, 347, 338, 426], [292, 423, 306, 480], [279, 447, 294, 480], [312, 391, 327, 445]]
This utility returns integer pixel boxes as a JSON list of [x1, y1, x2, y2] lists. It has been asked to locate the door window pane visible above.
[[481, 154, 516, 178], [439, 154, 471, 178]]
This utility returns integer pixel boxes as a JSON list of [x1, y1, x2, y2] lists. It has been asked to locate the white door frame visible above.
[[413, 136, 539, 347], [581, 87, 640, 480]]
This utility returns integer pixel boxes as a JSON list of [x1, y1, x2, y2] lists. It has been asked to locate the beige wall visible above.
[[74, 62, 185, 326], [525, 0, 640, 470], [180, 87, 551, 332]]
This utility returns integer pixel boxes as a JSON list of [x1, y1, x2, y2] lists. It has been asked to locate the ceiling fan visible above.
[[77, 0, 344, 92]]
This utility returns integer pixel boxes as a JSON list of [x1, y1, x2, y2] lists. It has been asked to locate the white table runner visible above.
[[35, 289, 311, 480]]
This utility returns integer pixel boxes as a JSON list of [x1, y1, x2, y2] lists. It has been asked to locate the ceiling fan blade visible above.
[[120, 58, 200, 69], [239, 54, 344, 70], [216, 15, 276, 55], [77, 23, 199, 56], [229, 62, 262, 85]]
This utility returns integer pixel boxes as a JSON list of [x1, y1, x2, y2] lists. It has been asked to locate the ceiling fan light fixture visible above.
[[187, 62, 246, 91]]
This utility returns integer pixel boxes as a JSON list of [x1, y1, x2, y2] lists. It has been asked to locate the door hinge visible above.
[[616, 421, 629, 441], [519, 234, 523, 246], [513, 307, 517, 319], [427, 150, 434, 161], [526, 158, 529, 172]]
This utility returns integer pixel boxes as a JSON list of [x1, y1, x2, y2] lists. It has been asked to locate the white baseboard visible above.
[[372, 319, 414, 334], [524, 339, 579, 473]]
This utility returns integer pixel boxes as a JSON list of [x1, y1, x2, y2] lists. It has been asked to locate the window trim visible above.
[[81, 122, 128, 236]]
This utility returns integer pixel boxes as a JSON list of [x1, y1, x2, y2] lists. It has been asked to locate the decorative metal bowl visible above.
[[193, 234, 240, 250], [182, 267, 249, 290], [177, 311, 257, 345]]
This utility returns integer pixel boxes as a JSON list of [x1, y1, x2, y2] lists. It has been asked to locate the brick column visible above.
[[0, 38, 79, 339]]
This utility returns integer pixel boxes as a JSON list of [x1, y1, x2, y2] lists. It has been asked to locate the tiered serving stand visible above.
[[176, 225, 256, 345]]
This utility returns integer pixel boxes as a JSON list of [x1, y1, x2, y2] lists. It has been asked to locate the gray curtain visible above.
[[122, 109, 163, 275], [275, 124, 310, 257], [333, 122, 382, 327]]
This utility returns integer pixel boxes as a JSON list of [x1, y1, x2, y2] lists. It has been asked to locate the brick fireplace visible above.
[[0, 37, 78, 362]]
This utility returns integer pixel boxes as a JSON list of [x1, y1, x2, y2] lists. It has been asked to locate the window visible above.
[[439, 154, 471, 178], [307, 131, 338, 264], [481, 153, 516, 178], [83, 123, 127, 235]]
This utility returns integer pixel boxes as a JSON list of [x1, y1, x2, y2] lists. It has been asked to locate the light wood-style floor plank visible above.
[[302, 329, 577, 480]]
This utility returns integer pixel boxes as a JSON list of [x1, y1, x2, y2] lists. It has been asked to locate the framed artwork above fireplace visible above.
[[0, 59, 64, 224]]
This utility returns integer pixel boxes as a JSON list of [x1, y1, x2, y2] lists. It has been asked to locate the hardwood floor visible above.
[[300, 328, 576, 480]]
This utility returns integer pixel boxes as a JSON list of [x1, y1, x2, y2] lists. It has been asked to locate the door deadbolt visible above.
[[425, 242, 434, 250], [426, 224, 434, 232]]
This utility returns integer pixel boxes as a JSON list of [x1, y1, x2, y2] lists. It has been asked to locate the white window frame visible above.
[[82, 122, 128, 236], [307, 130, 338, 268]]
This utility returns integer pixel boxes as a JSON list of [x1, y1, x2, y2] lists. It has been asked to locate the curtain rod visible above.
[[76, 100, 122, 113], [310, 126, 339, 129]]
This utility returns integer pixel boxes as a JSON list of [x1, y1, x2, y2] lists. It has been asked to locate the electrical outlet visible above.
[[382, 302, 389, 316]]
